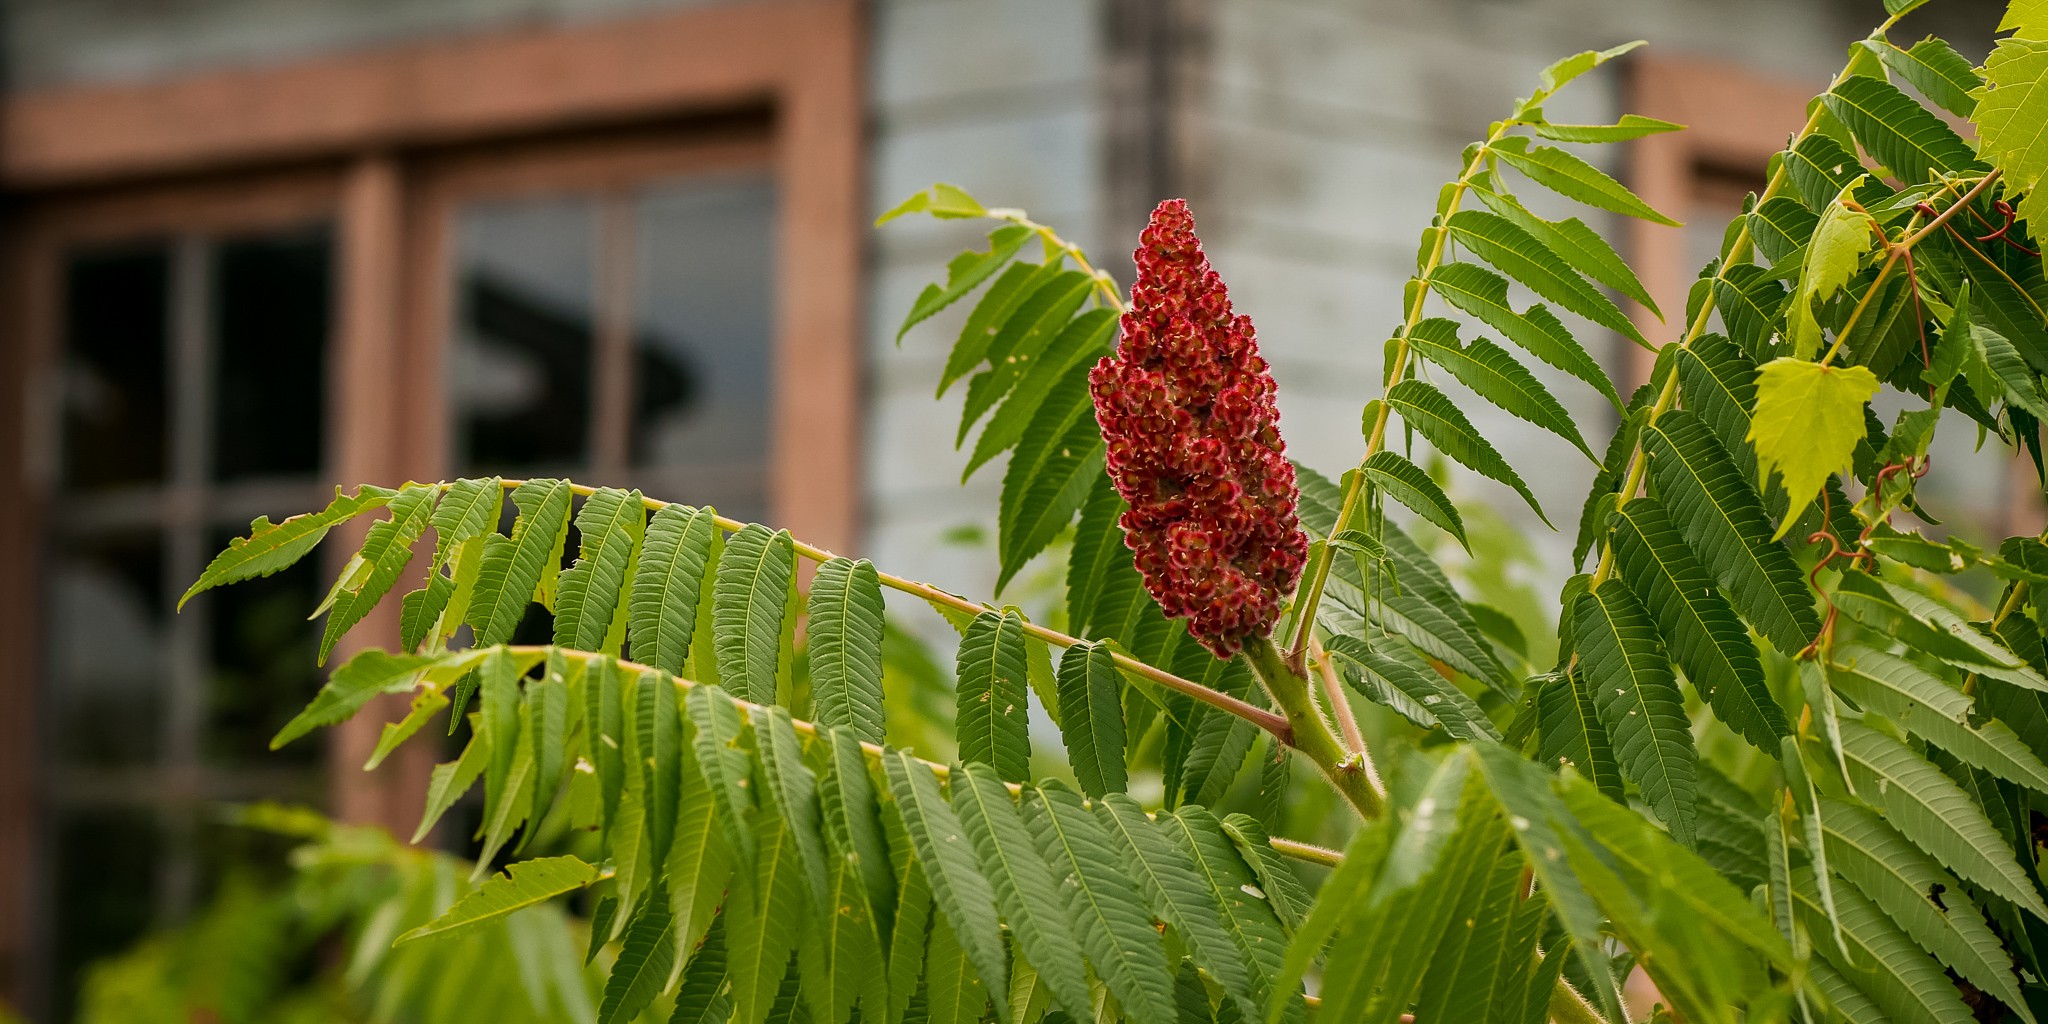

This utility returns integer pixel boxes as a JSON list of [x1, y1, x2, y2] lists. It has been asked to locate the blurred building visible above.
[[0, 0, 2012, 1017]]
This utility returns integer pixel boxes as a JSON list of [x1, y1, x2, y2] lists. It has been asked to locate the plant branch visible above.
[[1287, 120, 1514, 663], [1821, 170, 1999, 367], [1308, 634, 1379, 780], [1583, 16, 1909, 590], [1242, 635, 1384, 819], [489, 480, 1295, 744], [493, 643, 1340, 869], [984, 207, 1127, 312]]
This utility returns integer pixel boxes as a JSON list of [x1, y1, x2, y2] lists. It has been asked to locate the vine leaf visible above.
[[1573, 580, 1698, 845], [957, 610, 1032, 782], [396, 855, 598, 946], [808, 558, 888, 746], [1747, 358, 1879, 537], [182, 484, 395, 607], [1977, 36, 2048, 231], [1786, 187, 1878, 358]]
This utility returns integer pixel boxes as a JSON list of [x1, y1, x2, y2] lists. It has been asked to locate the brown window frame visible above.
[[0, 0, 865, 1007]]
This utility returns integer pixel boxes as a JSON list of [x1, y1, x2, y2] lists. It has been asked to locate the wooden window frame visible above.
[[0, 0, 865, 1007]]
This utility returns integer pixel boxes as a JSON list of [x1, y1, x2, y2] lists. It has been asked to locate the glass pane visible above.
[[50, 805, 162, 1020], [61, 243, 170, 491], [632, 173, 777, 520], [47, 530, 166, 768], [203, 530, 321, 769], [212, 225, 332, 481], [451, 195, 598, 474]]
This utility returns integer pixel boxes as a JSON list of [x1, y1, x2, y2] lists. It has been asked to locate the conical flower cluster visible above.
[[1088, 199, 1309, 658]]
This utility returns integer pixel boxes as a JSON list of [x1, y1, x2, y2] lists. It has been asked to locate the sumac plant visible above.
[[181, 3, 2048, 1021]]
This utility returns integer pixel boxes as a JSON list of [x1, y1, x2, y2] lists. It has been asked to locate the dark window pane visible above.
[[203, 531, 321, 769], [452, 195, 597, 474], [632, 173, 776, 520], [47, 530, 166, 768], [61, 244, 169, 491], [50, 805, 161, 1020], [212, 225, 331, 481]]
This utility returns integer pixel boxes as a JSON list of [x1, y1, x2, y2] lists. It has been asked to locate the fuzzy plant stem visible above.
[[1242, 635, 1385, 819]]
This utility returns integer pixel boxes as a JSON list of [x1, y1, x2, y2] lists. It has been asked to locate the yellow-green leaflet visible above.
[[1787, 182, 1877, 359], [1747, 358, 1879, 539]]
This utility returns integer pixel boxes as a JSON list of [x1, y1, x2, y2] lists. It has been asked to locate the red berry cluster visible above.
[[1089, 199, 1309, 658]]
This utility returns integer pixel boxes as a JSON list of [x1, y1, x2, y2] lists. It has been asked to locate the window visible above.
[[0, 4, 863, 1013], [438, 149, 780, 521], [24, 192, 338, 1016]]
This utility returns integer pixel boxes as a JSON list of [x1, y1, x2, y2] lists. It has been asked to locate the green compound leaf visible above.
[[1836, 720, 2048, 920], [1573, 580, 1697, 845], [1824, 74, 1984, 187], [807, 557, 888, 746], [1427, 262, 1621, 411], [183, 484, 396, 608], [1023, 783, 1177, 1024], [1610, 498, 1787, 753], [554, 487, 644, 654], [317, 483, 437, 663], [1444, 211, 1647, 348], [952, 764, 1091, 1019], [1639, 410, 1818, 657], [882, 751, 1010, 1021], [629, 504, 721, 676], [713, 524, 795, 704], [1406, 317, 1596, 460], [1361, 451, 1468, 550], [896, 223, 1034, 342], [1817, 798, 2034, 1022], [956, 610, 1032, 782], [396, 855, 598, 946], [1054, 641, 1126, 798], [468, 479, 573, 647], [1384, 379, 1548, 525], [1492, 138, 1679, 225]]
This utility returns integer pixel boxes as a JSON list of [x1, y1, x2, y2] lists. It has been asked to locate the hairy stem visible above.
[[1242, 635, 1385, 819], [491, 480, 1295, 743], [1308, 634, 1381, 788]]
